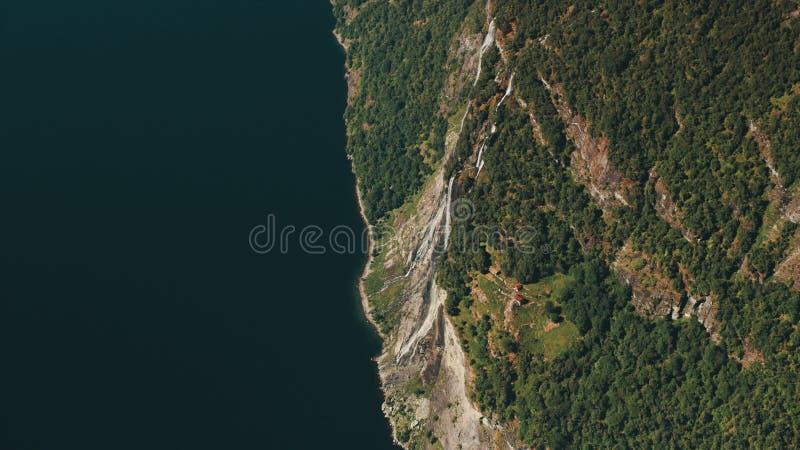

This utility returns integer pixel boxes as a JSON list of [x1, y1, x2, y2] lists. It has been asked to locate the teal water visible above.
[[0, 1, 395, 448]]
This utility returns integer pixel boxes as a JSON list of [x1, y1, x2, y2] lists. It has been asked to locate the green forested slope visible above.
[[336, 0, 800, 448], [333, 0, 474, 220]]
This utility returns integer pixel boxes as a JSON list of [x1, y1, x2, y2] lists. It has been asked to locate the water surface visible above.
[[0, 1, 395, 448]]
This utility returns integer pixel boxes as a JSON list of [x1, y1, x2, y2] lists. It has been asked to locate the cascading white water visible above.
[[473, 19, 496, 86]]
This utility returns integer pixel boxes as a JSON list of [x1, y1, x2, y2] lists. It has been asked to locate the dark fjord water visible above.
[[1, 1, 396, 448]]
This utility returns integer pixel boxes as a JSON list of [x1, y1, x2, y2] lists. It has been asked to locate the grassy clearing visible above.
[[363, 250, 388, 296], [522, 273, 575, 301], [475, 274, 506, 317], [468, 271, 580, 359], [362, 227, 407, 335], [539, 321, 581, 359]]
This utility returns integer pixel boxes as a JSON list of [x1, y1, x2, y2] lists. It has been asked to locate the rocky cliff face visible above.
[[335, 2, 505, 447], [546, 82, 636, 212]]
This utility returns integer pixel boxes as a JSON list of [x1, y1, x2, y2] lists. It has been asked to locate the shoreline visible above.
[[349, 158, 402, 448], [333, 19, 488, 446], [348, 154, 385, 341], [334, 25, 400, 447], [333, 25, 383, 340]]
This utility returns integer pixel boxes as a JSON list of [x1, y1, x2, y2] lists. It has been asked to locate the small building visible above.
[[514, 284, 523, 291]]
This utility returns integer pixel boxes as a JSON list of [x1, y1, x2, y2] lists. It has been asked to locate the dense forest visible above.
[[336, 0, 800, 448], [333, 0, 474, 220]]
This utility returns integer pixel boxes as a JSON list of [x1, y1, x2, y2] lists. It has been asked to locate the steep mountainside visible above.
[[334, 0, 800, 448]]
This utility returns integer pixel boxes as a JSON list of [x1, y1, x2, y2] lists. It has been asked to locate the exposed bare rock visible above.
[[332, 1, 360, 48], [612, 242, 721, 342], [332, 29, 352, 51], [748, 121, 799, 228], [613, 241, 682, 318], [732, 339, 765, 369], [746, 121, 800, 289], [503, 296, 520, 327], [674, 104, 685, 135], [534, 33, 560, 55], [371, 127, 491, 448], [785, 191, 800, 224], [441, 29, 482, 115], [749, 120, 783, 191], [350, 9, 503, 448], [775, 228, 800, 291], [332, 10, 359, 105], [650, 168, 695, 242], [694, 295, 721, 343], [543, 81, 636, 211], [429, 315, 490, 449], [775, 250, 800, 290], [344, 67, 361, 105], [473, 19, 496, 86], [494, 21, 516, 53], [680, 294, 721, 343], [341, 2, 360, 23], [682, 295, 698, 318], [766, 185, 800, 286], [519, 98, 548, 147]]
